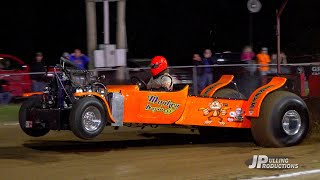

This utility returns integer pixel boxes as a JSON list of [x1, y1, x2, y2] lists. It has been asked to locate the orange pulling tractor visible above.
[[19, 60, 309, 147]]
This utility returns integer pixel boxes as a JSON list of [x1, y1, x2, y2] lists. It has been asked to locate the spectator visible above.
[[69, 49, 89, 69], [241, 46, 255, 61], [270, 51, 289, 74], [270, 53, 277, 74], [241, 45, 256, 76], [280, 51, 288, 64], [30, 52, 46, 92], [256, 47, 271, 84], [198, 49, 217, 91], [271, 51, 287, 64], [0, 79, 12, 105], [192, 53, 203, 93], [192, 54, 202, 66]]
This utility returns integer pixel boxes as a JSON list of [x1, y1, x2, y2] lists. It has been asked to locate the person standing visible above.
[[256, 47, 271, 84], [192, 53, 202, 66], [192, 53, 203, 93], [198, 49, 217, 91], [241, 46, 255, 62], [241, 45, 256, 76], [30, 52, 46, 92], [69, 49, 89, 69], [270, 53, 279, 74], [271, 51, 289, 74], [280, 51, 288, 64], [0, 79, 12, 105]]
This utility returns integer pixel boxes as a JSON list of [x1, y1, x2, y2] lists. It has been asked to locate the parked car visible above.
[[0, 54, 32, 97]]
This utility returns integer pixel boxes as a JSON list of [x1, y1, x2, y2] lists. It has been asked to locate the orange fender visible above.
[[200, 75, 234, 97], [73, 92, 116, 123], [244, 77, 287, 117]]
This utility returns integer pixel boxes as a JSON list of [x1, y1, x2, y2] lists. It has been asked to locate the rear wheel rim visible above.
[[282, 110, 302, 136], [82, 106, 102, 132]]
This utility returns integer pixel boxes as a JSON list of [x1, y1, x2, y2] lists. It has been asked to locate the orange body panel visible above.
[[175, 96, 251, 128], [74, 85, 189, 125], [106, 85, 140, 93], [73, 76, 286, 128], [244, 77, 287, 117], [200, 75, 234, 97], [117, 85, 189, 124]]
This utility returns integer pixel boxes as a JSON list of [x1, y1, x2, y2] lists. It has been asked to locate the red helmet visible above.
[[150, 56, 168, 76]]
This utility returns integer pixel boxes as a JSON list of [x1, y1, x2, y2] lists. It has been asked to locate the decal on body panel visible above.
[[145, 95, 180, 114], [199, 100, 230, 125]]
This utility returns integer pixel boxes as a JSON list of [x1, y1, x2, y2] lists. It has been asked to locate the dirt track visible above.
[[0, 125, 320, 180]]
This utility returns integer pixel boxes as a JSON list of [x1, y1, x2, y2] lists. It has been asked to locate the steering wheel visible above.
[[131, 76, 148, 90]]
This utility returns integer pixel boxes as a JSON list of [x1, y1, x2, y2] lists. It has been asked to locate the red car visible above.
[[0, 54, 32, 97]]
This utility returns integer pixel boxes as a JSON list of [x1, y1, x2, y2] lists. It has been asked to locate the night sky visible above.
[[0, 0, 320, 65]]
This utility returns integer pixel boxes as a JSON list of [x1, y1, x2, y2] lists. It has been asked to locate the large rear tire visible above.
[[19, 95, 50, 137], [251, 91, 310, 147], [69, 97, 107, 140]]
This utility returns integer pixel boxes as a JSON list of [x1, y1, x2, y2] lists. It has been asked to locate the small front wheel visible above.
[[69, 97, 107, 140]]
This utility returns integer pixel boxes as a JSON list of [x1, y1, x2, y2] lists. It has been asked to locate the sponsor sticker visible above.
[[145, 96, 180, 114], [249, 110, 253, 115], [229, 111, 236, 117]]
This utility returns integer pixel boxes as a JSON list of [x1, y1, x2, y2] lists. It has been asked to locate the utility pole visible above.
[[103, 0, 110, 45], [276, 0, 289, 74], [85, 0, 97, 70], [116, 0, 127, 81]]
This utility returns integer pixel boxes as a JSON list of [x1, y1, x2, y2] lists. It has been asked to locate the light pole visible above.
[[249, 13, 253, 46], [276, 0, 289, 74], [247, 0, 262, 46]]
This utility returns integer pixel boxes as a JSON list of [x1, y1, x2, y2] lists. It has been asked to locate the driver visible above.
[[147, 56, 173, 91]]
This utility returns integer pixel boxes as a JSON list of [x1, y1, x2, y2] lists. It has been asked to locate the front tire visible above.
[[19, 95, 50, 137], [69, 97, 107, 140], [251, 91, 310, 147]]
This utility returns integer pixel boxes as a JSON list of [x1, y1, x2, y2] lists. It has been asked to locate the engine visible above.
[[40, 67, 107, 110]]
